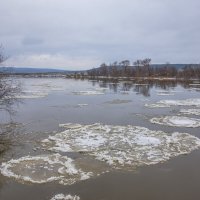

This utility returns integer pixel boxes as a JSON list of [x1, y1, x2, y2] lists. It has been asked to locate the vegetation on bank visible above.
[[0, 46, 22, 154], [85, 59, 200, 79], [0, 46, 21, 113]]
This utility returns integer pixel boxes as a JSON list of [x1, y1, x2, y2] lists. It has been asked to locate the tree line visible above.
[[87, 59, 200, 79]]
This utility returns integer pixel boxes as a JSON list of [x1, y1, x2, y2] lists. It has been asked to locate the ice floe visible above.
[[156, 92, 175, 96], [134, 84, 149, 86], [41, 123, 200, 169], [72, 91, 104, 95], [15, 94, 48, 99], [104, 99, 132, 104], [145, 103, 171, 108], [16, 91, 48, 99], [0, 154, 93, 185], [50, 194, 80, 200], [120, 91, 130, 95], [145, 98, 200, 108], [179, 109, 200, 116], [189, 83, 200, 86], [95, 87, 109, 91], [150, 116, 200, 127], [77, 104, 88, 107]]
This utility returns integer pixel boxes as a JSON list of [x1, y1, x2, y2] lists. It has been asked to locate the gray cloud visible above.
[[1, 0, 200, 69], [22, 37, 44, 46]]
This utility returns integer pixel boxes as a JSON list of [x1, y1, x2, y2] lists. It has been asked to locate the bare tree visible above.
[[141, 58, 151, 76], [119, 60, 130, 67], [0, 46, 21, 113], [133, 59, 143, 77]]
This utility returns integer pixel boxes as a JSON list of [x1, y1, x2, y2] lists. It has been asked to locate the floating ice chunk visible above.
[[15, 94, 48, 99], [77, 104, 88, 107], [15, 91, 48, 99], [41, 123, 200, 169], [75, 133, 107, 150], [43, 128, 108, 152], [134, 84, 149, 86], [145, 98, 200, 108], [189, 83, 200, 86], [157, 92, 174, 96], [180, 109, 200, 116], [50, 194, 80, 200], [45, 137, 72, 152], [145, 103, 171, 108], [59, 123, 83, 129], [0, 154, 92, 185], [150, 116, 200, 127], [120, 91, 130, 95], [134, 135, 161, 146], [95, 87, 109, 91], [72, 91, 104, 95], [104, 99, 132, 104], [159, 99, 200, 106]]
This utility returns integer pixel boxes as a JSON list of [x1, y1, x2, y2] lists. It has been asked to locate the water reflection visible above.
[[87, 78, 200, 97], [0, 122, 23, 155]]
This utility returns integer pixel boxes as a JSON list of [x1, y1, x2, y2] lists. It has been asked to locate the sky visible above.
[[1, 0, 200, 70]]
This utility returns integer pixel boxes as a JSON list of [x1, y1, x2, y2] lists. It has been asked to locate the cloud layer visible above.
[[1, 0, 200, 69]]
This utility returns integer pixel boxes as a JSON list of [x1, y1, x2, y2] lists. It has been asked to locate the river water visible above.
[[0, 77, 200, 200]]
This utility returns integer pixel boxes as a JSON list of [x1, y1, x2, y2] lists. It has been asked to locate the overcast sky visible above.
[[1, 0, 200, 70]]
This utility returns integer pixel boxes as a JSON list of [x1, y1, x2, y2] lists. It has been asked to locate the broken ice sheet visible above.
[[145, 98, 200, 108], [50, 194, 80, 200], [0, 154, 93, 185], [145, 103, 171, 108], [156, 90, 175, 96], [41, 123, 200, 169], [150, 116, 200, 128], [77, 104, 88, 107], [179, 109, 200, 116], [16, 90, 48, 99], [104, 99, 132, 104], [72, 91, 104, 95]]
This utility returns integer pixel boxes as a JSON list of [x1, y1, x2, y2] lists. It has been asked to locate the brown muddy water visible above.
[[0, 77, 200, 200]]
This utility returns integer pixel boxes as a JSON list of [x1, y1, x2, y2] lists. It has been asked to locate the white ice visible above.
[[156, 92, 174, 96], [0, 154, 93, 185], [72, 91, 104, 95], [145, 98, 200, 108], [145, 103, 171, 108], [77, 104, 88, 107], [41, 123, 200, 169], [179, 109, 200, 116], [15, 92, 48, 99], [104, 99, 132, 104], [50, 194, 80, 200], [150, 116, 200, 127]]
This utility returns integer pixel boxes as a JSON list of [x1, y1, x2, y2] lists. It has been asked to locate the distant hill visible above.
[[0, 67, 72, 74]]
